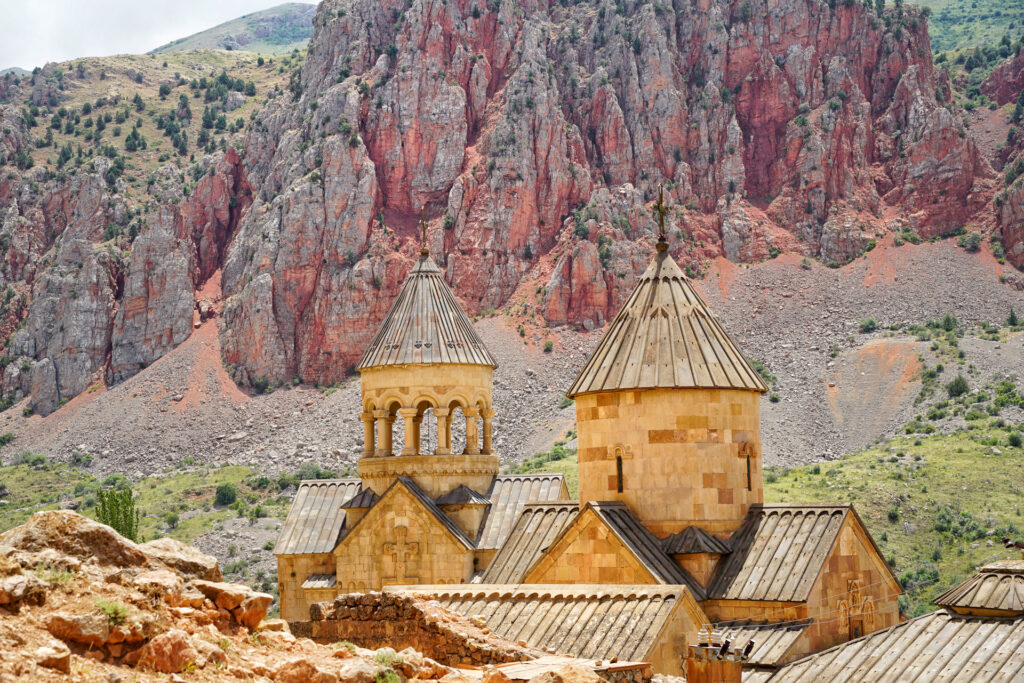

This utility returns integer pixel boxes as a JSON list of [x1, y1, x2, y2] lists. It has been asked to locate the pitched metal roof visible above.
[[340, 487, 379, 509], [394, 477, 475, 549], [476, 474, 570, 550], [662, 525, 731, 555], [435, 485, 490, 506], [567, 247, 768, 397], [934, 560, 1024, 615], [481, 502, 579, 584], [389, 585, 698, 663], [708, 504, 853, 602], [275, 479, 361, 555], [769, 610, 1024, 681], [715, 621, 810, 667], [301, 574, 337, 589], [357, 252, 496, 369], [586, 502, 705, 598]]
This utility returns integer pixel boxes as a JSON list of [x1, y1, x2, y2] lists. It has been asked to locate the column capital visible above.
[[360, 412, 375, 423], [481, 408, 495, 419], [373, 409, 390, 419], [398, 407, 420, 419], [463, 407, 480, 418], [434, 408, 451, 417]]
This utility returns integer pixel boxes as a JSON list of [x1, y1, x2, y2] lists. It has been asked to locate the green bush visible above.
[[956, 231, 983, 252], [215, 483, 238, 506], [96, 598, 130, 625], [0, 432, 13, 446], [95, 488, 140, 541], [946, 375, 969, 398], [543, 340, 554, 353], [859, 318, 878, 333], [1010, 433, 1023, 448]]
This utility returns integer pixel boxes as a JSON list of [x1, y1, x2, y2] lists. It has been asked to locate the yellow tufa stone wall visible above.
[[646, 594, 711, 677], [277, 553, 334, 623], [576, 388, 763, 537], [523, 508, 660, 584], [797, 516, 901, 659], [358, 454, 499, 500], [334, 484, 475, 592], [674, 553, 721, 588]]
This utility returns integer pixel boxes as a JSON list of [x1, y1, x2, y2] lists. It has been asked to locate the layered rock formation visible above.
[[984, 52, 1024, 269], [0, 0, 1009, 411]]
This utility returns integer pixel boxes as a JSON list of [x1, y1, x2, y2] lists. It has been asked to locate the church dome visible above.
[[567, 242, 767, 397], [357, 252, 496, 370]]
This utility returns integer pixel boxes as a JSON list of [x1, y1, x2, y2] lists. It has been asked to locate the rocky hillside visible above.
[[151, 3, 318, 55], [0, 0, 1017, 418]]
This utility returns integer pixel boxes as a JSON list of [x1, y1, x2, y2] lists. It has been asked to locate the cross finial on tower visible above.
[[652, 186, 669, 253], [419, 208, 429, 256]]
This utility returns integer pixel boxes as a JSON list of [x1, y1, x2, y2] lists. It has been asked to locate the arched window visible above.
[[616, 455, 624, 493]]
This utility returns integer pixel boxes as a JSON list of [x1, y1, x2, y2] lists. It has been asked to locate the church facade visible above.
[[276, 212, 901, 676]]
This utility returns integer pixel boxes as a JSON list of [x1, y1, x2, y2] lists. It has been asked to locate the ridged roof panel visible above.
[[275, 479, 361, 555], [716, 621, 810, 667], [476, 474, 570, 549], [934, 560, 1024, 614], [771, 611, 1024, 681], [357, 253, 496, 369], [662, 525, 731, 555], [567, 249, 768, 396], [389, 584, 695, 663], [481, 502, 579, 584], [708, 504, 852, 602]]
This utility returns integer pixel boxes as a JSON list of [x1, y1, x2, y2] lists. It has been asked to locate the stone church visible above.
[[277, 215, 901, 676]]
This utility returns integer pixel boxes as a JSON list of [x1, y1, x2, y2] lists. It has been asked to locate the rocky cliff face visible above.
[[0, 0, 1008, 411], [984, 52, 1024, 270]]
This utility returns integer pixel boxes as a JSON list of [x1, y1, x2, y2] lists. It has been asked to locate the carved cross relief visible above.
[[383, 526, 419, 584]]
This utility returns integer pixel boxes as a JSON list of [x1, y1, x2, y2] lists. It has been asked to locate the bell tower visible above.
[[567, 191, 769, 538], [356, 216, 499, 499]]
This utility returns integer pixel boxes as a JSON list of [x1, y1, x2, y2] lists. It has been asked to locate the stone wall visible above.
[[576, 388, 763, 537], [277, 553, 334, 623], [293, 592, 538, 667]]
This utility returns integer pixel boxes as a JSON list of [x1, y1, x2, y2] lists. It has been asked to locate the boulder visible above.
[[273, 657, 340, 683], [235, 591, 274, 629], [45, 612, 110, 648], [139, 537, 222, 581], [527, 664, 603, 683], [0, 572, 46, 608], [34, 641, 71, 673], [334, 657, 380, 683], [136, 629, 198, 674], [0, 511, 149, 568], [133, 569, 184, 601], [192, 579, 249, 611]]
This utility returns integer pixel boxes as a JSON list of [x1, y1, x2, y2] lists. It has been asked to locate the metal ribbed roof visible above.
[[770, 610, 1024, 681], [301, 574, 338, 589], [481, 502, 579, 584], [567, 248, 768, 397], [357, 253, 496, 369], [340, 487, 380, 509], [934, 560, 1024, 615], [476, 475, 570, 550], [716, 621, 810, 667], [709, 505, 854, 602], [275, 479, 361, 555], [389, 584, 696, 663], [662, 525, 731, 555]]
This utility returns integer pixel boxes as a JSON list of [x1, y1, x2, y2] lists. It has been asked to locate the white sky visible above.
[[0, 1, 316, 71]]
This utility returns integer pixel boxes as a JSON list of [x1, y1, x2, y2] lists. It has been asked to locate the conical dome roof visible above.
[[567, 245, 767, 397], [357, 252, 496, 370]]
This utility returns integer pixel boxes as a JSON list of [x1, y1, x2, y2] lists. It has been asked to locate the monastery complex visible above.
[[277, 215, 905, 677]]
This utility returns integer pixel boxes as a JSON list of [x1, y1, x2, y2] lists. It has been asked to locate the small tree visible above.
[[859, 318, 878, 333], [946, 374, 969, 398], [215, 483, 238, 506], [95, 487, 141, 541], [1008, 308, 1020, 327]]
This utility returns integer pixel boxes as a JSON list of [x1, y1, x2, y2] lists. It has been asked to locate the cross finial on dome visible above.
[[419, 208, 429, 256], [652, 186, 669, 253]]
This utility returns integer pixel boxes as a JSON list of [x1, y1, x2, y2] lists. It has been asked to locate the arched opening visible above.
[[416, 399, 437, 455], [616, 455, 624, 493], [389, 401, 405, 456], [449, 401, 466, 455]]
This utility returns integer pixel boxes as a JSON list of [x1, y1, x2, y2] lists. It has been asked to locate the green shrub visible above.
[[215, 483, 238, 506], [0, 432, 13, 446], [95, 488, 140, 541], [1010, 433, 1023, 448], [859, 318, 878, 333], [543, 340, 554, 353], [956, 231, 983, 252], [946, 375, 969, 398], [96, 599, 130, 625]]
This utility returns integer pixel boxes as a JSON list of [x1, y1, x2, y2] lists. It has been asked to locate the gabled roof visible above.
[[768, 610, 1024, 681], [389, 584, 702, 664], [934, 560, 1024, 615], [476, 474, 570, 550], [435, 485, 490, 506], [567, 247, 767, 397], [394, 477, 476, 549], [481, 502, 579, 584], [716, 620, 810, 667], [708, 504, 891, 603], [275, 479, 361, 555], [357, 252, 496, 369], [662, 525, 731, 555], [587, 502, 704, 596]]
